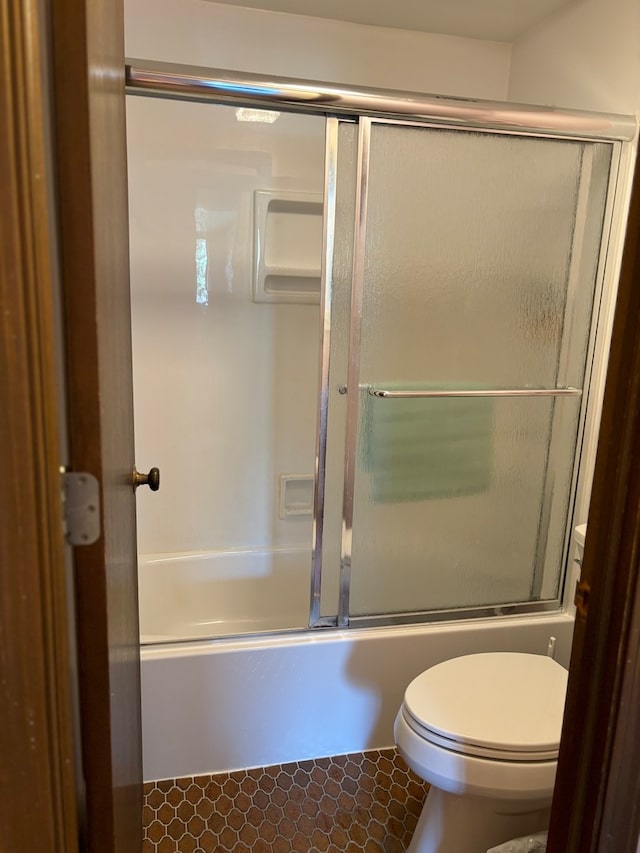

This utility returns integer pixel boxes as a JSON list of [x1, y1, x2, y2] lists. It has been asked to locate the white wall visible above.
[[125, 0, 511, 100], [508, 0, 640, 114]]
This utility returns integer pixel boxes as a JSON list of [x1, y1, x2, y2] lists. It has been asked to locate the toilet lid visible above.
[[403, 652, 568, 761]]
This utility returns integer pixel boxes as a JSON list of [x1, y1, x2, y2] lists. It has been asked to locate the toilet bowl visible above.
[[394, 652, 568, 853]]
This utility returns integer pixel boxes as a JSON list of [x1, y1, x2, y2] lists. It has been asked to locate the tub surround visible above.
[[142, 748, 428, 853]]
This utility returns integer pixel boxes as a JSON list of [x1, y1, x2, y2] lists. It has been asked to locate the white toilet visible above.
[[394, 652, 568, 853]]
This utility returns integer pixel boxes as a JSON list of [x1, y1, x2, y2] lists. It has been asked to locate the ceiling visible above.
[[209, 0, 576, 41]]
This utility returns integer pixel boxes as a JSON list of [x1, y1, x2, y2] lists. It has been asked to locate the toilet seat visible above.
[[402, 652, 568, 762]]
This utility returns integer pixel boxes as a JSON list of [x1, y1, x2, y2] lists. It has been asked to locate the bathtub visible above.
[[138, 546, 313, 642], [139, 547, 576, 782]]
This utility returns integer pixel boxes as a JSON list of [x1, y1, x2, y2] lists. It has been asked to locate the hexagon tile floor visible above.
[[143, 747, 429, 852]]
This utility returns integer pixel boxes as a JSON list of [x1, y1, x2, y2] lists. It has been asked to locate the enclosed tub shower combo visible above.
[[125, 61, 635, 850]]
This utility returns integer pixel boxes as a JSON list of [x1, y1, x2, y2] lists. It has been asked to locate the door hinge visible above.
[[61, 471, 101, 546], [574, 579, 591, 618]]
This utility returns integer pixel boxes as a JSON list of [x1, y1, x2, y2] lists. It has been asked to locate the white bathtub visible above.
[[139, 549, 576, 782], [138, 546, 312, 642]]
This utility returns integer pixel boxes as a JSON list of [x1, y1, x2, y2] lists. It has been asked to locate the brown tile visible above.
[[310, 765, 325, 785], [227, 807, 244, 831], [208, 811, 227, 835], [157, 803, 175, 825], [245, 805, 264, 826], [239, 823, 258, 845], [194, 798, 214, 820], [344, 776, 359, 796], [359, 777, 375, 797], [289, 783, 305, 804], [316, 811, 333, 833], [368, 819, 385, 841], [277, 816, 296, 840], [302, 797, 318, 817], [344, 760, 360, 780], [147, 787, 164, 810], [147, 820, 165, 844], [166, 786, 183, 807], [327, 763, 343, 782], [236, 791, 252, 812], [351, 821, 368, 845], [157, 836, 177, 853], [275, 771, 293, 791], [298, 812, 315, 836], [335, 808, 352, 829], [283, 799, 302, 821], [198, 829, 218, 853], [223, 778, 240, 797], [166, 817, 186, 842], [329, 825, 349, 848], [271, 787, 287, 807], [293, 768, 310, 788], [142, 747, 428, 853], [292, 830, 308, 852], [240, 776, 258, 796], [311, 829, 330, 851], [180, 834, 198, 853], [185, 784, 202, 805], [186, 814, 206, 836], [318, 795, 337, 817], [260, 820, 277, 843], [307, 780, 323, 800], [264, 801, 283, 824], [176, 800, 195, 822], [219, 826, 238, 848]]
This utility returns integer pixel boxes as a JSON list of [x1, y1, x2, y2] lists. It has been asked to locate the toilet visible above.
[[394, 652, 568, 853]]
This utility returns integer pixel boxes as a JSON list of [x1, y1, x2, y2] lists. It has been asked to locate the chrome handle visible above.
[[133, 466, 160, 492], [368, 387, 582, 399]]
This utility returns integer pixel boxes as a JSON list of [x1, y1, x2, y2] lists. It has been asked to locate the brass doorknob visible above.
[[133, 466, 160, 492]]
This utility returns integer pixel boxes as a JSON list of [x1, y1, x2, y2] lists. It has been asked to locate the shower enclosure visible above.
[[126, 62, 631, 643]]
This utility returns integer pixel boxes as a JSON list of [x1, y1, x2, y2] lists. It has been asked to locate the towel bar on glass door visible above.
[[368, 387, 582, 398]]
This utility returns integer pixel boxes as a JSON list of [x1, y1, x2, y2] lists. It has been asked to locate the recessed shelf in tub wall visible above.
[[253, 189, 323, 304]]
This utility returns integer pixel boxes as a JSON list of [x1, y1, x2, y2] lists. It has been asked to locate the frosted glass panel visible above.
[[351, 394, 581, 615], [348, 122, 611, 618]]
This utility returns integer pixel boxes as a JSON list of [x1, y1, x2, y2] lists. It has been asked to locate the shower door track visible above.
[[125, 60, 636, 143]]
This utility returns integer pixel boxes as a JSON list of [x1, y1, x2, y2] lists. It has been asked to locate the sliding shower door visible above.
[[127, 97, 327, 641], [335, 119, 613, 624]]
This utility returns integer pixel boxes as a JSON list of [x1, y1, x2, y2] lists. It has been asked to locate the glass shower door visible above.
[[341, 119, 612, 623]]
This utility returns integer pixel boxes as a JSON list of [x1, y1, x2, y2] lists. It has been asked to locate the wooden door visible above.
[[50, 1, 143, 851], [0, 3, 79, 851], [547, 152, 640, 852]]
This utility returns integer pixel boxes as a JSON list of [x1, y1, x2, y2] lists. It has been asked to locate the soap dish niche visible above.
[[253, 190, 323, 304], [279, 475, 315, 518]]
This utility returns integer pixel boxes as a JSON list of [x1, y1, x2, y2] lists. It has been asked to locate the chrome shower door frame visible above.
[[125, 61, 635, 633], [331, 116, 624, 630]]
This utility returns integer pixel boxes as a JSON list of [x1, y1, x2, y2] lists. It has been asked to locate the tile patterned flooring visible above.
[[143, 748, 429, 852]]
